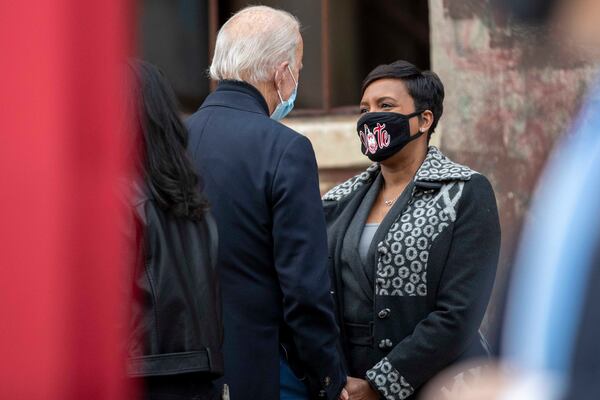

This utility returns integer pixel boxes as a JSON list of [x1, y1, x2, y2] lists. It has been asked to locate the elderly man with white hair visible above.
[[186, 6, 347, 400]]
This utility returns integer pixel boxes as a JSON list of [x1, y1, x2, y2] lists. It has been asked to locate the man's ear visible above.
[[274, 61, 289, 90]]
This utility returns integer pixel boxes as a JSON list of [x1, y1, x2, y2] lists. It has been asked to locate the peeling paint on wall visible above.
[[431, 0, 598, 343]]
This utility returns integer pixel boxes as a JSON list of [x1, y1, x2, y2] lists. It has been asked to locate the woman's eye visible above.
[[381, 103, 392, 109], [360, 108, 369, 114]]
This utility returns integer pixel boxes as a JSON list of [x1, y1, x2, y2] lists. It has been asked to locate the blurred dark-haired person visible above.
[[323, 60, 501, 400], [124, 60, 223, 400]]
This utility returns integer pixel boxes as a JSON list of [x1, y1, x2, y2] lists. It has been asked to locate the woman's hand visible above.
[[345, 376, 380, 400], [338, 387, 349, 400]]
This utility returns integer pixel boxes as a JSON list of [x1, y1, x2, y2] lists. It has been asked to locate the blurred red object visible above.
[[0, 1, 135, 398]]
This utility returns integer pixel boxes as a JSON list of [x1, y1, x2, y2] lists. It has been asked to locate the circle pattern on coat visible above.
[[367, 358, 414, 400], [414, 147, 474, 182], [375, 180, 466, 297], [322, 163, 379, 201]]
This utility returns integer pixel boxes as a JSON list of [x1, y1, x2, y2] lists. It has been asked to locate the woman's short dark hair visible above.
[[362, 60, 445, 135], [128, 60, 208, 221]]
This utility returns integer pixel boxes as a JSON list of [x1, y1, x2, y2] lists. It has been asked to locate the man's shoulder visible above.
[[186, 107, 309, 160], [188, 106, 301, 137], [272, 120, 306, 145]]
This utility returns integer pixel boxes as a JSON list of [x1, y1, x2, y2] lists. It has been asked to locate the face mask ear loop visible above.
[[287, 65, 298, 87], [409, 110, 424, 118], [275, 70, 284, 103]]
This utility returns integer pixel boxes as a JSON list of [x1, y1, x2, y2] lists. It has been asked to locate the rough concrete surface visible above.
[[431, 0, 598, 342]]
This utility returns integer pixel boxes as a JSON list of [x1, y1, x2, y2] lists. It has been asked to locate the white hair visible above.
[[209, 6, 301, 83]]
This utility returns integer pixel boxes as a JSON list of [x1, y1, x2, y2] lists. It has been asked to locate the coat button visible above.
[[324, 376, 331, 387], [377, 308, 391, 319], [318, 389, 326, 397], [378, 339, 393, 349]]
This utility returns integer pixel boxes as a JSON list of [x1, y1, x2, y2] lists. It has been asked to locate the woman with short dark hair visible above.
[[324, 60, 501, 399]]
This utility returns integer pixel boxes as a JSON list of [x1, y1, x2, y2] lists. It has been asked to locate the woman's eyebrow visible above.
[[377, 96, 397, 103]]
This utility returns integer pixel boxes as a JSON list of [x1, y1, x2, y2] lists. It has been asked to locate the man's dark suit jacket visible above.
[[186, 80, 346, 400]]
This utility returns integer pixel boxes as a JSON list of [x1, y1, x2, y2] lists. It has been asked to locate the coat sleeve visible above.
[[366, 174, 501, 399], [271, 134, 347, 399]]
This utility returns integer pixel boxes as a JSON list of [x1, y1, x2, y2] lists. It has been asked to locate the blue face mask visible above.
[[270, 65, 298, 121]]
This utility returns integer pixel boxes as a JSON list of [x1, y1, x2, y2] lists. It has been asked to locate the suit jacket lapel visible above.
[[329, 180, 375, 303], [341, 175, 383, 302]]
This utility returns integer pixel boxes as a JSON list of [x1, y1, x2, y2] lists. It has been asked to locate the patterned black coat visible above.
[[323, 147, 501, 399]]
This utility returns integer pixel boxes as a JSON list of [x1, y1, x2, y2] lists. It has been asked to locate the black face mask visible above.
[[357, 111, 424, 162]]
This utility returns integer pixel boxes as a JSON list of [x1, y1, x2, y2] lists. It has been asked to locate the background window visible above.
[[139, 0, 430, 115]]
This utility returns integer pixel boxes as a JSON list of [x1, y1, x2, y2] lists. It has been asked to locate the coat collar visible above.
[[322, 146, 475, 202], [200, 80, 270, 116]]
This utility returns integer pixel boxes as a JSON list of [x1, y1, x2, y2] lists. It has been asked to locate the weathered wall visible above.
[[430, 0, 597, 341]]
